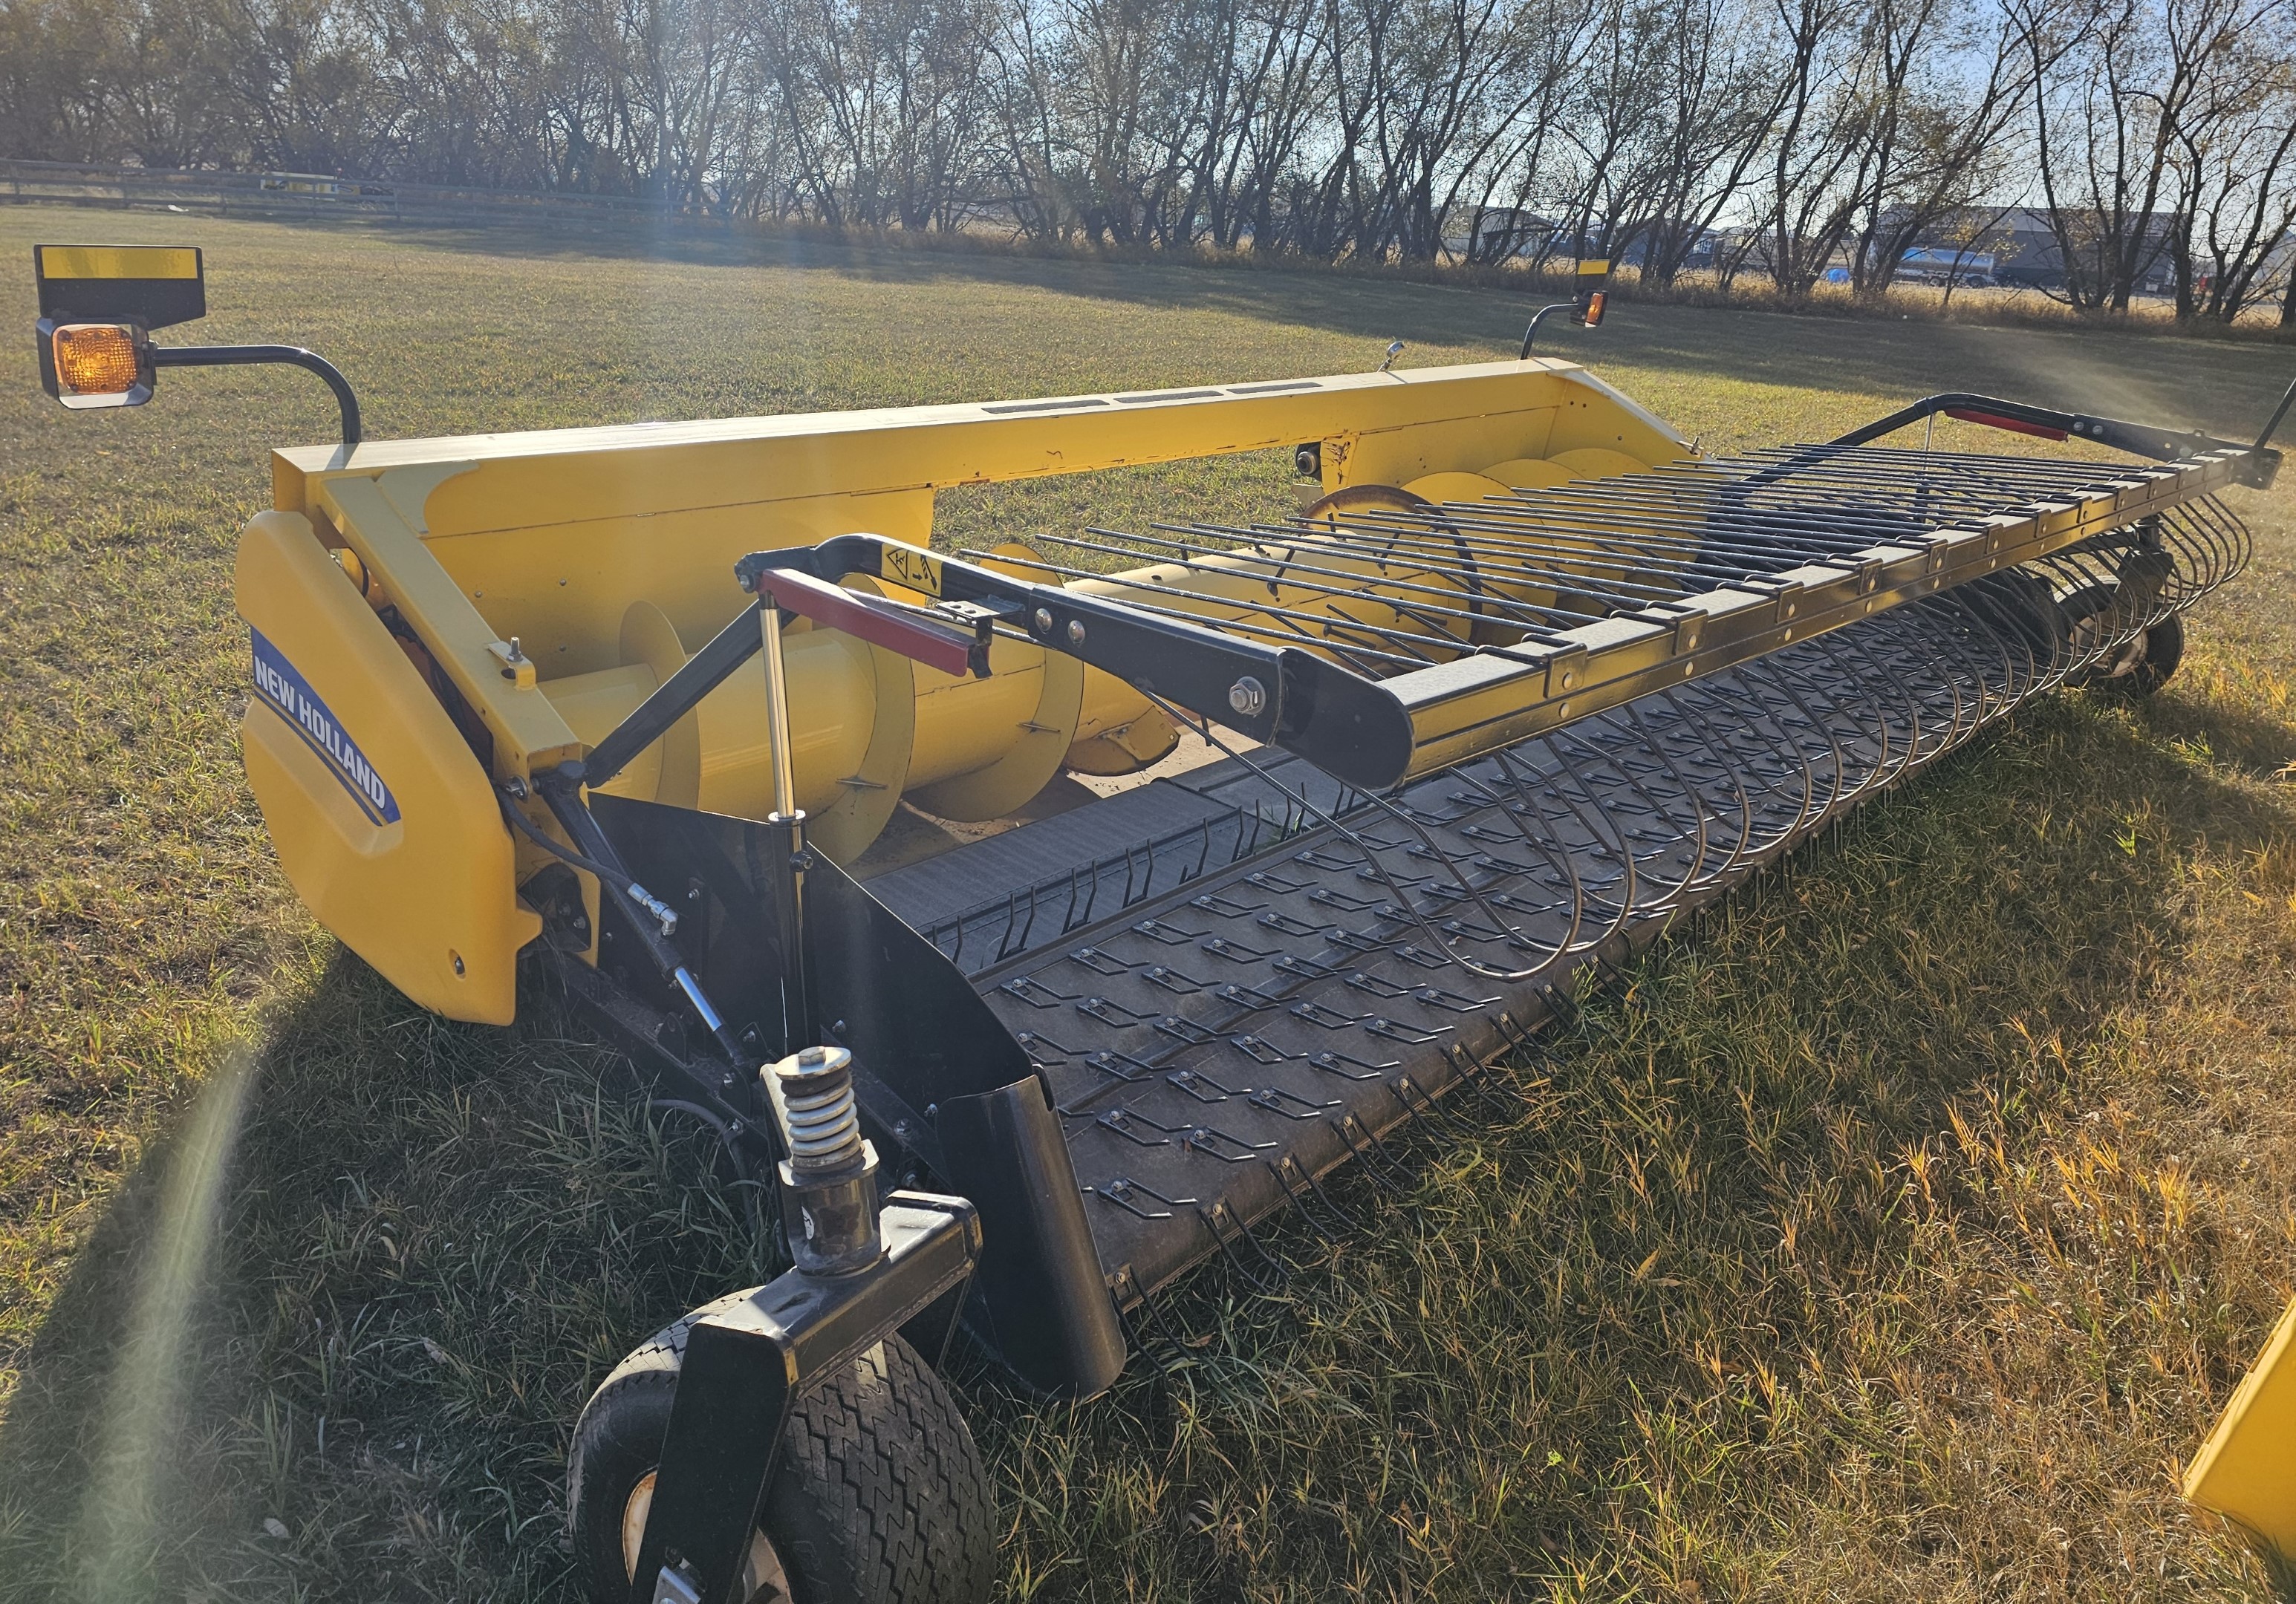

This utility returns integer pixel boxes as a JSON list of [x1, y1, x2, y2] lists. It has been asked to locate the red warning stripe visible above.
[[1942, 406, 2069, 441], [753, 564, 978, 679]]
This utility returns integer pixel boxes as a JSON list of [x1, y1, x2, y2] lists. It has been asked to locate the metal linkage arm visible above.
[[752, 564, 984, 678], [630, 1196, 981, 1604], [738, 535, 1416, 791], [532, 770, 750, 1067], [583, 599, 766, 790], [1833, 390, 2280, 487], [579, 573, 988, 797]]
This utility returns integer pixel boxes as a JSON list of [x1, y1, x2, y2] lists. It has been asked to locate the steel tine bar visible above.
[[1144, 518, 1700, 624], [1048, 525, 1507, 630], [1274, 498, 1875, 574], [956, 555, 1444, 672], [964, 545, 1454, 665], [1290, 478, 1913, 562], [1121, 521, 1665, 628]]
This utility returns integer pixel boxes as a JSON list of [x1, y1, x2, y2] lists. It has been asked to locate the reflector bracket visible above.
[[34, 243, 206, 328]]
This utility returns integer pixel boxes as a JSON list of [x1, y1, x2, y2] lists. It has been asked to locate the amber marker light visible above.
[[27, 244, 360, 443], [1582, 290, 1608, 327], [56, 323, 140, 394], [38, 319, 153, 408]]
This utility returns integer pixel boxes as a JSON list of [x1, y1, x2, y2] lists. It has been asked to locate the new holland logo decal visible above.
[[251, 630, 401, 824]]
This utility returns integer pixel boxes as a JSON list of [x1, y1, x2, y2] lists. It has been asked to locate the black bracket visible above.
[[152, 343, 362, 446], [628, 1194, 982, 1604]]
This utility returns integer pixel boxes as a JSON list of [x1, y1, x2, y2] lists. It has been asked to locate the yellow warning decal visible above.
[[36, 244, 201, 281], [1577, 258, 1611, 276], [880, 543, 946, 597]]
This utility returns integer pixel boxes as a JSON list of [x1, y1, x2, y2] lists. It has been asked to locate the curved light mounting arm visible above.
[[1518, 302, 1581, 359], [152, 343, 362, 447]]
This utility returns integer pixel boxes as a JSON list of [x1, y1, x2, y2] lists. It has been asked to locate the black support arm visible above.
[[737, 535, 1416, 791], [581, 599, 764, 789], [152, 342, 362, 446], [1832, 390, 2279, 488]]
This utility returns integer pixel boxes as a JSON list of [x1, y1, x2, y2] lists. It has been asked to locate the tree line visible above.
[[4, 0, 2295, 315]]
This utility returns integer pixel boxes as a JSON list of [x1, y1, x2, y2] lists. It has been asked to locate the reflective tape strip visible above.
[[36, 244, 201, 281]]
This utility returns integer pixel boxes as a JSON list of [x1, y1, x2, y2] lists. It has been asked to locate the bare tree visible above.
[[2016, 0, 2284, 311], [1840, 0, 2029, 296]]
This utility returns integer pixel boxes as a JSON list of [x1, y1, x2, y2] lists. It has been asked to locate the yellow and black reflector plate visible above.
[[33, 244, 204, 329]]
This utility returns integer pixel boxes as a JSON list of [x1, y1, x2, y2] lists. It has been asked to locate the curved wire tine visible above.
[[1266, 1155, 1356, 1243], [1332, 1111, 1412, 1196], [1116, 1277, 1200, 1375], [1775, 641, 1899, 817], [1197, 1201, 1290, 1294], [1455, 1054, 1539, 1119], [1391, 1073, 1470, 1140]]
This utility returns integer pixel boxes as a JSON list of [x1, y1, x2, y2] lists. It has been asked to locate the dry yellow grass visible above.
[[0, 205, 2289, 1601]]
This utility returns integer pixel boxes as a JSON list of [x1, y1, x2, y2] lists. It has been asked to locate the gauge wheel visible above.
[[2061, 581, 2185, 697], [568, 1291, 995, 1604]]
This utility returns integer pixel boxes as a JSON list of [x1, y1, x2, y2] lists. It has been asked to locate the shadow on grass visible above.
[[0, 687, 2287, 1600], [0, 949, 776, 1601]]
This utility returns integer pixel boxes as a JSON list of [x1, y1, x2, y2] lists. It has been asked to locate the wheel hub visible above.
[[621, 1470, 793, 1604]]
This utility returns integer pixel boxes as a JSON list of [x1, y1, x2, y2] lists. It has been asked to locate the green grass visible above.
[[0, 206, 2293, 1601]]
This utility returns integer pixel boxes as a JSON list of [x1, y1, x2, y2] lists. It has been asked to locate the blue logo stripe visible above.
[[250, 629, 401, 825]]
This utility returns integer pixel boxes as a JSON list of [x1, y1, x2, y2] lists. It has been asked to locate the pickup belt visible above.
[[862, 493, 2249, 1308]]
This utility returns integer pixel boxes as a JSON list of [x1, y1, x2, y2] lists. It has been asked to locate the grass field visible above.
[[1, 205, 2293, 1603]]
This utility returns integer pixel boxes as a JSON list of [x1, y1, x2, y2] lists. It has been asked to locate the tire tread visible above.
[[568, 1296, 992, 1604]]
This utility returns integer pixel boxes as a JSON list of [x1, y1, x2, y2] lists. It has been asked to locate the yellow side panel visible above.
[[1335, 408, 1558, 487], [423, 487, 937, 677], [235, 509, 539, 1024], [2187, 1294, 2296, 1556]]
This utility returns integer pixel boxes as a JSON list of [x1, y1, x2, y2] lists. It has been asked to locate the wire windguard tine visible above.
[[1266, 1155, 1354, 1243], [940, 440, 2249, 1328], [1198, 1200, 1288, 1293]]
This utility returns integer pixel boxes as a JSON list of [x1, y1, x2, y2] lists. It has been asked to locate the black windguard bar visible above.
[[737, 534, 1417, 792], [1832, 388, 2286, 489]]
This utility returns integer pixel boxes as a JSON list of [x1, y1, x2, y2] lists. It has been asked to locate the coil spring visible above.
[[767, 1045, 865, 1171]]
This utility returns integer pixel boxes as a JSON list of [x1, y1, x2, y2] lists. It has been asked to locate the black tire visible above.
[[2061, 582, 2185, 696], [568, 1291, 996, 1604]]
